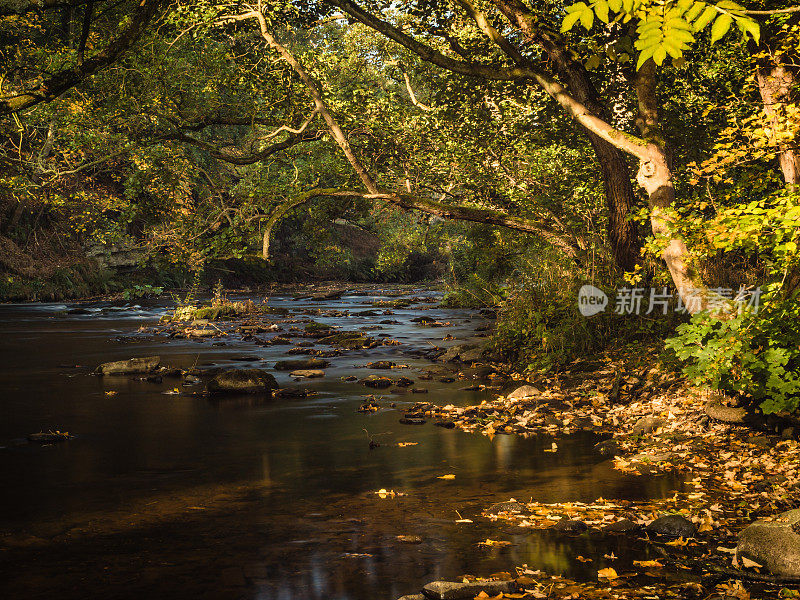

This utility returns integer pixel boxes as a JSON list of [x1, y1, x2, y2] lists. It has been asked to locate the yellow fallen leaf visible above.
[[104, 390, 117, 396], [597, 567, 618, 580], [633, 560, 663, 568], [666, 537, 689, 546], [741, 556, 763, 569], [576, 555, 593, 562], [397, 442, 418, 447], [478, 538, 512, 547], [438, 473, 456, 480]]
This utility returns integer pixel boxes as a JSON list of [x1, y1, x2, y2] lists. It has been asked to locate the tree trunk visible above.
[[634, 61, 710, 312], [756, 62, 799, 186], [489, 0, 640, 271]]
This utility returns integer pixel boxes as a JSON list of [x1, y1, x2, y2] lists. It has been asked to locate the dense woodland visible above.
[[1, 0, 799, 412]]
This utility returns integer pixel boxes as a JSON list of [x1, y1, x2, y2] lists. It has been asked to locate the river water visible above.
[[0, 289, 682, 599]]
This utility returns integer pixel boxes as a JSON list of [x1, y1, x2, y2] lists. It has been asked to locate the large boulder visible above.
[[274, 358, 330, 371], [737, 509, 800, 577], [206, 369, 279, 394], [96, 356, 160, 375]]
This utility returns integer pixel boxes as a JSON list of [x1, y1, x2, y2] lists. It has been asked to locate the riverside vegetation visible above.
[[1, 0, 800, 599]]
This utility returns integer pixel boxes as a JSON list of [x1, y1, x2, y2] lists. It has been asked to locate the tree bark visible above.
[[488, 0, 640, 271], [756, 61, 799, 186], [634, 61, 710, 312]]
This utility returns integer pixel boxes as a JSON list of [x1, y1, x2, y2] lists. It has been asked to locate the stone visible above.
[[274, 358, 330, 371], [602, 518, 641, 534], [206, 369, 279, 394], [422, 580, 516, 600], [487, 501, 527, 514], [361, 375, 393, 389], [397, 595, 426, 600], [737, 509, 800, 577], [366, 361, 395, 369], [507, 385, 542, 400], [646, 514, 696, 538], [544, 414, 563, 427], [395, 376, 414, 387], [290, 369, 325, 378], [274, 387, 308, 399], [632, 416, 666, 436], [551, 519, 588, 533], [459, 347, 484, 362], [96, 356, 160, 375]]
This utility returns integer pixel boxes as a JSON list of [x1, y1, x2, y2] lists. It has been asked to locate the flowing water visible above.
[[0, 289, 683, 600]]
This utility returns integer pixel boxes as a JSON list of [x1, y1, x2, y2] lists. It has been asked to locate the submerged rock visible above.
[[206, 369, 279, 394], [551, 519, 588, 533], [487, 501, 527, 514], [290, 369, 325, 378], [274, 358, 330, 371], [646, 514, 696, 538], [737, 509, 800, 577], [422, 580, 516, 600], [96, 356, 160, 375]]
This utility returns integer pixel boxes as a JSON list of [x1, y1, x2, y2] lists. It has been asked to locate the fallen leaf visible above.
[[438, 473, 456, 480], [633, 560, 663, 568], [575, 555, 593, 562], [741, 556, 763, 569], [597, 567, 618, 580], [397, 442, 418, 447]]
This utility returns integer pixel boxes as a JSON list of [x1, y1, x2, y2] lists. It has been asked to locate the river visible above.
[[0, 288, 682, 599]]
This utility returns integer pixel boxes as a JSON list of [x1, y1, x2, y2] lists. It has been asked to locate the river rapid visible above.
[[0, 287, 682, 600]]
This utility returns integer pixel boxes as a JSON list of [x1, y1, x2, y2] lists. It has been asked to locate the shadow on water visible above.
[[0, 291, 685, 599]]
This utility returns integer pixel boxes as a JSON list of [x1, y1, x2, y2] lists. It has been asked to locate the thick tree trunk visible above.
[[489, 0, 640, 271], [634, 61, 711, 312], [756, 62, 799, 186]]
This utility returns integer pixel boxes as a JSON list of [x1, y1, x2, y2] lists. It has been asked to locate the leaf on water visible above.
[[603, 552, 618, 560], [455, 518, 474, 523], [633, 560, 663, 567], [438, 473, 456, 480], [373, 488, 405, 498], [104, 390, 118, 396], [597, 567, 618, 580], [478, 538, 512, 547], [575, 555, 593, 562], [397, 442, 418, 447]]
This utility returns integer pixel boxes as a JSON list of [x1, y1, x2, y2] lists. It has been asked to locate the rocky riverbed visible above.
[[1, 286, 796, 600]]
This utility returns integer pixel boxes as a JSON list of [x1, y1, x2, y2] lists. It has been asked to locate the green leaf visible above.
[[594, 0, 610, 23], [710, 13, 733, 43], [736, 16, 760, 45], [693, 6, 717, 30], [637, 44, 657, 70], [580, 6, 595, 29], [561, 10, 583, 31]]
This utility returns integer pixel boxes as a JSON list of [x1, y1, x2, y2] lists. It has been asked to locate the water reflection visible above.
[[0, 292, 684, 599]]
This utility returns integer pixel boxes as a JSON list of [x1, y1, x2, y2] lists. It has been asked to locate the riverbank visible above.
[[396, 346, 800, 599]]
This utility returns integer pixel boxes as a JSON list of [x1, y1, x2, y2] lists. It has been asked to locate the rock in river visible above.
[[274, 358, 330, 371], [646, 514, 696, 538], [421, 579, 517, 600], [551, 519, 588, 533], [290, 369, 325, 378], [96, 356, 160, 375], [737, 509, 800, 577], [206, 369, 279, 394], [361, 375, 393, 389], [507, 384, 542, 400]]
